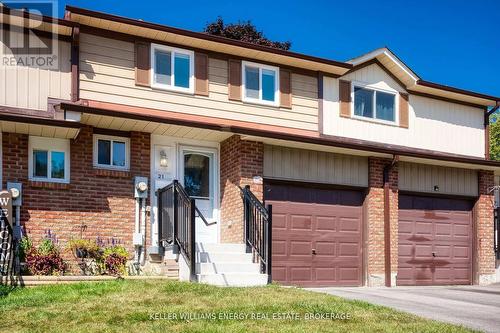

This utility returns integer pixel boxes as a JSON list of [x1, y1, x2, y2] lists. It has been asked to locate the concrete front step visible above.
[[196, 243, 246, 253], [197, 273, 268, 287], [197, 251, 253, 263], [196, 262, 260, 274]]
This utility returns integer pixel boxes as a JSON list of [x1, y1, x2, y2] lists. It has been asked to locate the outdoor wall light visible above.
[[433, 185, 440, 192], [159, 150, 168, 168]]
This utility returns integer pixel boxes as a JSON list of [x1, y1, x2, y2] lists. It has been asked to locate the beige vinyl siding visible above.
[[399, 162, 478, 197], [263, 145, 368, 187], [0, 32, 71, 111], [322, 64, 485, 158], [79, 33, 319, 131]]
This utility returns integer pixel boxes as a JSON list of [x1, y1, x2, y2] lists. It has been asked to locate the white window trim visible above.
[[150, 43, 195, 94], [28, 136, 70, 183], [350, 81, 400, 126], [241, 60, 280, 107], [93, 134, 131, 171]]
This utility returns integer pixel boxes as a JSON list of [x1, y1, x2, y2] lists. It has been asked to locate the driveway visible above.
[[307, 284, 500, 333]]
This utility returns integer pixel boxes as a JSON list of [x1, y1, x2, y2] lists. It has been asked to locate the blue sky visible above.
[[56, 0, 498, 96]]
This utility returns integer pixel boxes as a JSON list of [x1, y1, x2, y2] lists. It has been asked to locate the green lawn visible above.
[[0, 280, 475, 333]]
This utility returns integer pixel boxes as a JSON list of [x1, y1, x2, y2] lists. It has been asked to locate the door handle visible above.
[[312, 249, 317, 255]]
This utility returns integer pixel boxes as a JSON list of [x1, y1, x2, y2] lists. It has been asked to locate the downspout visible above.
[[485, 102, 500, 160], [383, 155, 398, 287], [70, 25, 80, 103]]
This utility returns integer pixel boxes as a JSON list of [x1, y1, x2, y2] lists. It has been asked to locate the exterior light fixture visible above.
[[159, 150, 168, 168], [433, 185, 439, 192]]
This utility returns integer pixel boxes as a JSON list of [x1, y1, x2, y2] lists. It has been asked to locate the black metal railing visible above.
[[495, 207, 500, 259], [157, 180, 196, 280], [240, 185, 272, 283]]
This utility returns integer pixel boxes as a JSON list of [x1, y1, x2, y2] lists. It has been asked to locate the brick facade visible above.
[[474, 170, 496, 285], [2, 126, 150, 266], [220, 135, 263, 243], [366, 157, 398, 287]]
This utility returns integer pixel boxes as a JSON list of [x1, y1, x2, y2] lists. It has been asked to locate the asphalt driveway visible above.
[[307, 284, 500, 333]]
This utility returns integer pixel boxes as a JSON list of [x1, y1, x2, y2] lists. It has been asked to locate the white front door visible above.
[[179, 147, 218, 244]]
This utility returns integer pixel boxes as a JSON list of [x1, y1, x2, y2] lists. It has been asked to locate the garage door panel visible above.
[[338, 217, 360, 232], [272, 213, 287, 230], [289, 241, 312, 256], [316, 216, 336, 231], [315, 241, 335, 256], [290, 267, 312, 282], [338, 242, 360, 257], [315, 267, 336, 281], [266, 182, 363, 287], [398, 194, 472, 286]]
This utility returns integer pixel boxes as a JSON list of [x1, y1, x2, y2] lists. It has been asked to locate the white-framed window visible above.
[[93, 135, 130, 170], [150, 43, 194, 94], [352, 83, 398, 124], [28, 136, 70, 183], [242, 61, 279, 106]]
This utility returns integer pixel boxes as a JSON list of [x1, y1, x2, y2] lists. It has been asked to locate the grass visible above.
[[0, 280, 476, 333]]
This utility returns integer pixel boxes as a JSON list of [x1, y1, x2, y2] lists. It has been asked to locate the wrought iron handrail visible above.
[[174, 181, 216, 227], [495, 207, 500, 259], [239, 185, 272, 283], [157, 180, 199, 280]]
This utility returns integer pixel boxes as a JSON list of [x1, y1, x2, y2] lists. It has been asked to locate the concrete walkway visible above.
[[307, 284, 500, 333]]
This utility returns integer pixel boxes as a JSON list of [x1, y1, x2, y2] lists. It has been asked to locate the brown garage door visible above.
[[265, 182, 364, 287], [398, 194, 473, 286]]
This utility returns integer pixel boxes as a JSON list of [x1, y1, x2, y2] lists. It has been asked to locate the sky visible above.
[[52, 0, 499, 96]]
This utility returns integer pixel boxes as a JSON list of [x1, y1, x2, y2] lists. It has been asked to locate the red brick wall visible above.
[[220, 135, 263, 243], [2, 126, 150, 265], [366, 157, 398, 286], [474, 170, 495, 284]]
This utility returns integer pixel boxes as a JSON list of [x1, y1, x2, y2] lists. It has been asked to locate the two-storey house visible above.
[[1, 5, 499, 287]]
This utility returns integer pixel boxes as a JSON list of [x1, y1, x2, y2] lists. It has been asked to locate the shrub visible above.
[[67, 239, 101, 259], [25, 238, 66, 276], [99, 246, 128, 276], [18, 236, 33, 262]]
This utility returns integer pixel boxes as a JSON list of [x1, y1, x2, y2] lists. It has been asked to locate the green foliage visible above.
[[18, 237, 33, 262], [490, 113, 500, 160], [204, 17, 291, 50], [25, 239, 66, 276], [38, 238, 57, 256], [67, 239, 101, 258], [0, 284, 16, 297], [98, 245, 128, 276]]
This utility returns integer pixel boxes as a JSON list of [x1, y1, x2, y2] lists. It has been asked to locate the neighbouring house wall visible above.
[[220, 135, 263, 243], [1, 127, 150, 265], [399, 162, 478, 197], [263, 145, 368, 187], [0, 31, 71, 111], [78, 33, 319, 131], [322, 64, 485, 158]]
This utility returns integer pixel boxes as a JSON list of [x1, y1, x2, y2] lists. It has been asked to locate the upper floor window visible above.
[[93, 135, 130, 170], [29, 136, 70, 183], [242, 61, 279, 106], [353, 85, 397, 123], [151, 44, 194, 93]]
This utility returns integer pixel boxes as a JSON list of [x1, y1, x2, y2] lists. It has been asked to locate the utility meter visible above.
[[134, 177, 148, 199]]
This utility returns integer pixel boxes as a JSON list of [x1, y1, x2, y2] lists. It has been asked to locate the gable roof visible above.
[[64, 5, 352, 77], [347, 47, 499, 107]]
